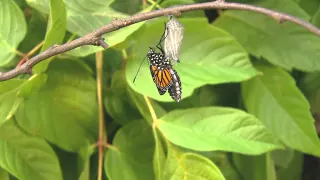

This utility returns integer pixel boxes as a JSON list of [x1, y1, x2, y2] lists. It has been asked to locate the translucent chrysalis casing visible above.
[[164, 17, 184, 64]]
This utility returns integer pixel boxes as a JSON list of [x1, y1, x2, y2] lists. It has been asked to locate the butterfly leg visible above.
[[156, 22, 169, 54]]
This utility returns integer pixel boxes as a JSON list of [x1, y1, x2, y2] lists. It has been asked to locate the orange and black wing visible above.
[[150, 65, 173, 95]]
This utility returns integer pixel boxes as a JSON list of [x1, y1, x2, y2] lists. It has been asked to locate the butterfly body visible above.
[[168, 68, 182, 102]]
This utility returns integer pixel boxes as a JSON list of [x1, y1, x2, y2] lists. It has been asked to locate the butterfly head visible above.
[[147, 48, 155, 62], [148, 47, 155, 54]]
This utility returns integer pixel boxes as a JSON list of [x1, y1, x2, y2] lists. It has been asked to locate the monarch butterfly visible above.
[[147, 47, 182, 102], [133, 22, 182, 102]]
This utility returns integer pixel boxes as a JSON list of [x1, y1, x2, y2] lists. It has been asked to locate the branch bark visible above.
[[1, 0, 319, 81]]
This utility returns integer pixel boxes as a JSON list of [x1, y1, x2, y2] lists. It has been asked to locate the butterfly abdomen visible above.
[[168, 69, 182, 102]]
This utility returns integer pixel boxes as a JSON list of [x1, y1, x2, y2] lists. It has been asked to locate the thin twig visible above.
[[1, 0, 320, 81], [96, 51, 106, 180], [16, 56, 29, 67], [16, 41, 44, 68], [27, 41, 45, 57], [98, 38, 109, 49]]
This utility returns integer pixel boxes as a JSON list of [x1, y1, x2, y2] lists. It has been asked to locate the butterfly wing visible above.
[[150, 65, 173, 95], [168, 68, 182, 102]]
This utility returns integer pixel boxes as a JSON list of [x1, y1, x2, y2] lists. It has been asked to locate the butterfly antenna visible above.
[[133, 55, 148, 83]]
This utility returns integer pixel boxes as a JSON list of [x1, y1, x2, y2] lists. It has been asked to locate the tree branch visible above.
[[1, 0, 319, 81]]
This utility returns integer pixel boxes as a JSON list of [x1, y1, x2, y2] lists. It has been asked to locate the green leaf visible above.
[[312, 7, 320, 27], [163, 148, 226, 180], [63, 0, 122, 36], [66, 46, 102, 57], [233, 153, 276, 180], [53, 145, 93, 180], [26, 0, 49, 12], [15, 59, 98, 152], [271, 148, 294, 168], [216, 154, 241, 180], [127, 18, 258, 102], [300, 72, 320, 113], [0, 167, 9, 180], [17, 74, 47, 98], [104, 70, 142, 125], [127, 85, 167, 124], [0, 120, 62, 180], [27, 0, 145, 56], [214, 0, 320, 71], [299, 0, 320, 16], [53, 147, 80, 180], [77, 146, 94, 180], [78, 161, 90, 180], [14, 0, 28, 9], [105, 89, 141, 125], [159, 84, 239, 111], [158, 107, 281, 155], [0, 0, 27, 66], [0, 79, 25, 125], [105, 120, 155, 180], [67, 20, 145, 56], [34, 0, 66, 73], [110, 0, 142, 14], [276, 151, 303, 180], [82, 48, 122, 79], [18, 11, 47, 53], [242, 64, 320, 156]]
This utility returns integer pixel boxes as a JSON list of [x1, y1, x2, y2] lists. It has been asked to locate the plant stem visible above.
[[143, 96, 158, 127], [14, 50, 25, 57], [147, 0, 162, 9], [16, 41, 44, 67], [27, 41, 45, 56], [96, 51, 106, 180]]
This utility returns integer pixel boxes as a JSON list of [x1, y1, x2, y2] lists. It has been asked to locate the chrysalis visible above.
[[164, 16, 184, 64]]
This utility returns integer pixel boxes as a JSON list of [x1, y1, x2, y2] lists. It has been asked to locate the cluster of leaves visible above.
[[1, 0, 320, 179]]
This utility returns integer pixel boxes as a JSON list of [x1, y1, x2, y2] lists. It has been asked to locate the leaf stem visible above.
[[27, 41, 45, 57], [121, 49, 128, 71], [147, 0, 162, 9], [96, 51, 106, 180], [14, 50, 25, 57], [143, 96, 158, 127], [16, 41, 45, 67]]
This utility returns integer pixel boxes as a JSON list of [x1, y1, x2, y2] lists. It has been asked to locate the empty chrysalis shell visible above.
[[164, 17, 184, 64]]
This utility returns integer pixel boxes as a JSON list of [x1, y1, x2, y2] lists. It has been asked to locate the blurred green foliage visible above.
[[1, 0, 320, 179]]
